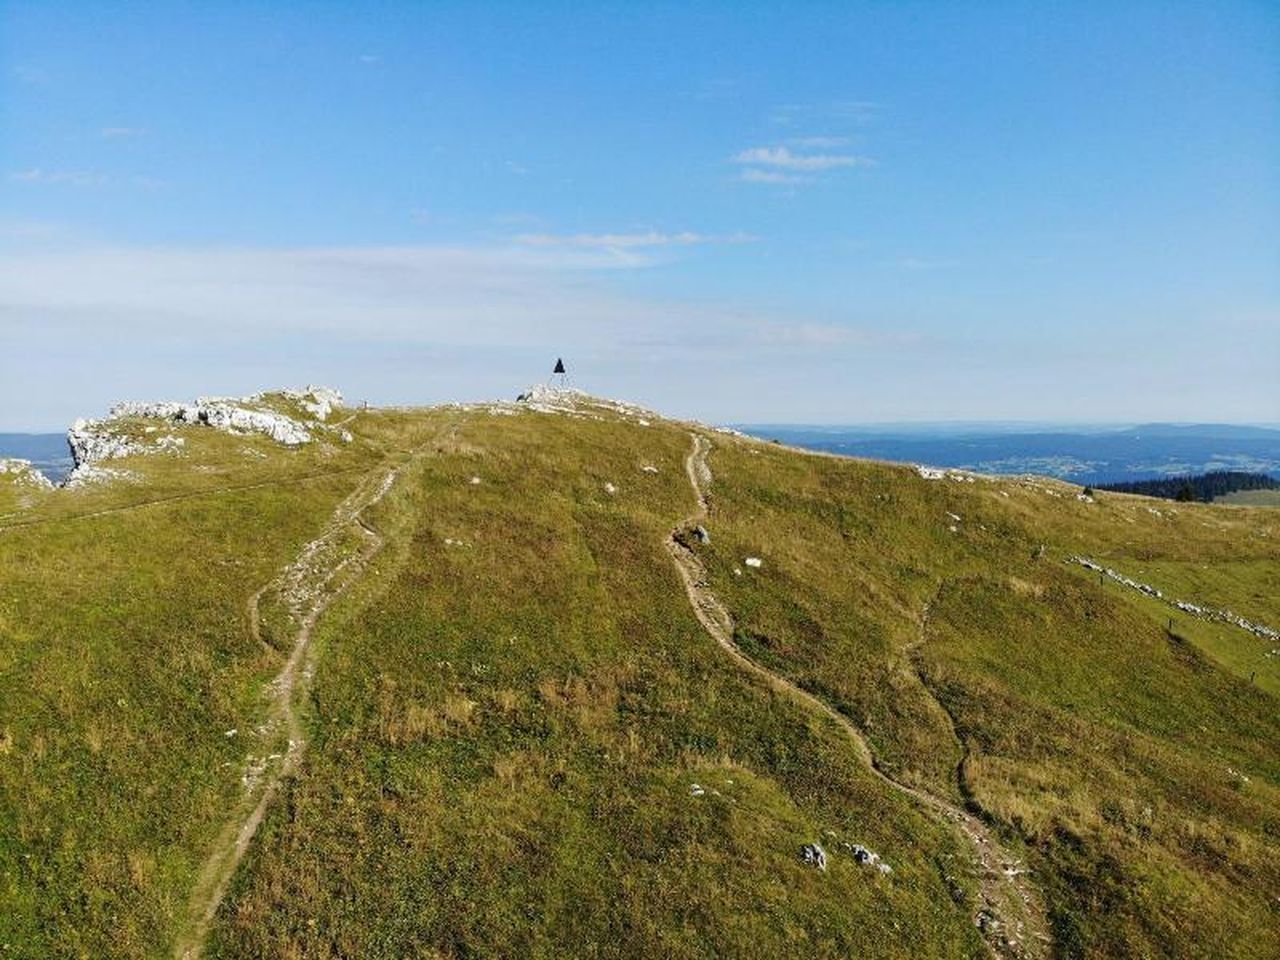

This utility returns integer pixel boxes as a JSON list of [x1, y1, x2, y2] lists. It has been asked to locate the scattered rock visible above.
[[917, 465, 946, 480], [469, 476, 483, 485], [604, 482, 617, 495], [744, 557, 763, 569], [641, 464, 659, 474], [693, 525, 710, 545], [690, 783, 706, 797], [844, 842, 891, 873]]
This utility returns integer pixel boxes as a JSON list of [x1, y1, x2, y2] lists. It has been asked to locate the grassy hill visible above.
[[1, 392, 1276, 959]]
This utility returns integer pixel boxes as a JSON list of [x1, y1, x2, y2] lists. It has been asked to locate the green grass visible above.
[[696, 437, 1280, 959], [2, 399, 1277, 959], [0, 417, 380, 957], [206, 410, 984, 959]]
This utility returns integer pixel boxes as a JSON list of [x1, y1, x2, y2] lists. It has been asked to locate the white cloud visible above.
[[9, 169, 107, 186], [732, 146, 874, 171], [358, 54, 381, 64], [101, 126, 147, 139], [738, 169, 808, 185]]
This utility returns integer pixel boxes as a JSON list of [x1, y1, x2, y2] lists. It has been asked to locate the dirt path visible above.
[[665, 433, 1050, 960], [173, 460, 406, 959]]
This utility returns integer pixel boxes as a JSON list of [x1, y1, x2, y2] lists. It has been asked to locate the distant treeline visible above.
[[1096, 470, 1280, 502]]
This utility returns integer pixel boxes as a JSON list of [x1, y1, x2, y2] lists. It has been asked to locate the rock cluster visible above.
[[916, 464, 980, 483]]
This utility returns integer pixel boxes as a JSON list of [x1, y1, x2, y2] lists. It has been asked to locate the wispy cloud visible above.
[[9, 169, 107, 187], [9, 169, 166, 190], [732, 146, 874, 171], [11, 65, 48, 85], [516, 230, 754, 250], [101, 126, 147, 139], [770, 100, 878, 126], [358, 54, 381, 64], [738, 169, 808, 185], [0, 241, 903, 428], [787, 135, 849, 148]]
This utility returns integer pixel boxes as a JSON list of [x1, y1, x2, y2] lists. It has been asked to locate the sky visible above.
[[2, 1, 1277, 430]]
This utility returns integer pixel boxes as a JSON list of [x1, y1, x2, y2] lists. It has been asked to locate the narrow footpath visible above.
[[664, 433, 1051, 960]]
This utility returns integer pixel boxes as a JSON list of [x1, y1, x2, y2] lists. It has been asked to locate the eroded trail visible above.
[[664, 433, 1050, 960], [174, 462, 404, 959]]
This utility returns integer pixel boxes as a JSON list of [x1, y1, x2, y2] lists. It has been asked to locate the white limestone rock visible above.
[[63, 464, 140, 488], [800, 843, 828, 871], [62, 386, 345, 487], [515, 385, 658, 423], [281, 385, 343, 421]]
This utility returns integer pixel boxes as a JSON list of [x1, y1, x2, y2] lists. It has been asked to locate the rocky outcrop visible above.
[[514, 385, 657, 424], [63, 386, 345, 487], [0, 458, 53, 489]]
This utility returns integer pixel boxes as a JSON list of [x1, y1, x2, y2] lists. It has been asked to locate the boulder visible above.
[[800, 843, 828, 871]]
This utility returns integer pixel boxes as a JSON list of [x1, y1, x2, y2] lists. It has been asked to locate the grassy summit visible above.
[[1, 391, 1276, 959]]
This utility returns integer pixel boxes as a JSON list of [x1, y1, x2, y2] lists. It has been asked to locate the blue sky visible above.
[[2, 1, 1277, 430]]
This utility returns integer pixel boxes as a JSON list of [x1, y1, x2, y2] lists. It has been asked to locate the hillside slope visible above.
[[1, 391, 1276, 959]]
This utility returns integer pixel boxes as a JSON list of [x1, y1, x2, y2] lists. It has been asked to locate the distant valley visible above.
[[737, 423, 1280, 486]]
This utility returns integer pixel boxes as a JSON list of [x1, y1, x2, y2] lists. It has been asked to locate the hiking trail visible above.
[[664, 432, 1051, 960], [173, 460, 405, 959]]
